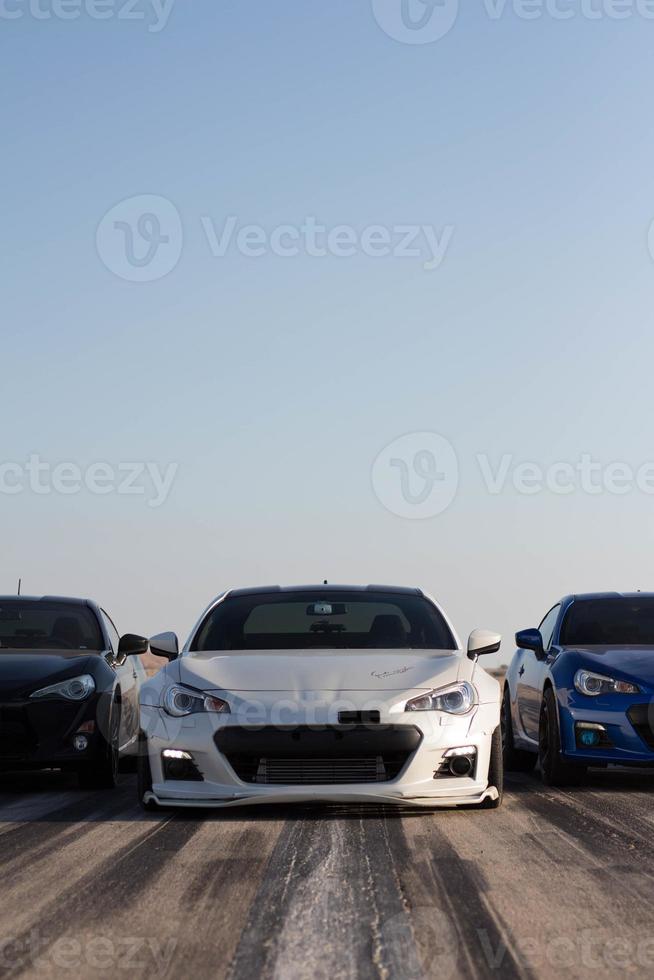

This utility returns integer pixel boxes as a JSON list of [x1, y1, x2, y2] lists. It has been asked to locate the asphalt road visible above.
[[2, 771, 654, 980]]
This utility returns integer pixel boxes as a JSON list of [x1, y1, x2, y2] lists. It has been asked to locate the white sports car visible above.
[[138, 585, 503, 811]]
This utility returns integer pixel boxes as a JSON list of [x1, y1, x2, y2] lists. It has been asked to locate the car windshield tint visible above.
[[0, 602, 103, 652], [560, 599, 654, 646], [191, 592, 456, 651]]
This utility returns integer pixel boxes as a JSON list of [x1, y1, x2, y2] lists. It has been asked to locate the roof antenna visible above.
[[323, 579, 328, 585], [17, 578, 21, 596]]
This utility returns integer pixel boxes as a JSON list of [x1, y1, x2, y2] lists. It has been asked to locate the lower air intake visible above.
[[255, 757, 387, 784]]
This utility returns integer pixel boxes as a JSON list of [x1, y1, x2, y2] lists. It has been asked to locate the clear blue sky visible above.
[[3, 2, 654, 659]]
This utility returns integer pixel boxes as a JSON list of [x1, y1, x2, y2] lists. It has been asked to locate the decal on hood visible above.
[[371, 666, 414, 680]]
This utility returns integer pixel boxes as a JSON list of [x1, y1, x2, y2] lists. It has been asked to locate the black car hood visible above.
[[0, 652, 93, 701]]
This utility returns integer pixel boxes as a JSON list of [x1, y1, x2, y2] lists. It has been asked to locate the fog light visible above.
[[435, 746, 477, 779], [73, 735, 89, 752], [580, 729, 600, 747], [449, 755, 474, 776], [575, 722, 610, 749], [162, 749, 203, 782]]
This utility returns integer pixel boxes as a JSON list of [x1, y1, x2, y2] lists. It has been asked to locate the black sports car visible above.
[[0, 596, 148, 788]]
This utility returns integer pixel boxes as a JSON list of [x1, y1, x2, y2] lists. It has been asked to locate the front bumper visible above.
[[559, 692, 654, 766], [141, 699, 500, 809], [0, 696, 105, 772]]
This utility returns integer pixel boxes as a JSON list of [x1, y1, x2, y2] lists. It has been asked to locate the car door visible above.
[[516, 604, 560, 742], [101, 610, 139, 752]]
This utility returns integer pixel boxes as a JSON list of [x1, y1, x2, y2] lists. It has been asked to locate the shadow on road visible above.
[[0, 771, 440, 824], [506, 767, 654, 794], [3, 766, 654, 827]]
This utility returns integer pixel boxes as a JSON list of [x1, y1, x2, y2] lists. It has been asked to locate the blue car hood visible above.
[[565, 646, 654, 686]]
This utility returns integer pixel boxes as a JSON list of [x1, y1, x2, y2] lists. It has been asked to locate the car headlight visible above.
[[162, 684, 231, 718], [31, 674, 96, 702], [574, 669, 640, 697], [405, 681, 476, 715]]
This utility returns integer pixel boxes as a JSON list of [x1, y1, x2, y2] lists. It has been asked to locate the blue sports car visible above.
[[503, 592, 654, 786]]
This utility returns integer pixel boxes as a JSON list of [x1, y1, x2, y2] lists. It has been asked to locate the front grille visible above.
[[254, 757, 388, 784], [627, 705, 654, 749], [215, 725, 421, 786]]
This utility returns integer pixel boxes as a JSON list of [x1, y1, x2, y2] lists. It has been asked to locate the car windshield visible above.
[[191, 591, 456, 651], [0, 601, 103, 652], [560, 598, 654, 646]]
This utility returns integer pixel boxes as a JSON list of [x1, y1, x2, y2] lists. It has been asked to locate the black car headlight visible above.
[[30, 674, 96, 702], [405, 681, 476, 715], [162, 684, 231, 718], [574, 669, 640, 697]]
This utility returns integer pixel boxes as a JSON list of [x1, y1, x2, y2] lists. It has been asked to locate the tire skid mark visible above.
[[226, 815, 337, 980], [402, 818, 533, 980], [2, 815, 198, 980], [227, 809, 416, 980]]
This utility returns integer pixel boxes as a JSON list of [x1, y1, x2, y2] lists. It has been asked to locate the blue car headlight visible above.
[[574, 669, 640, 697]]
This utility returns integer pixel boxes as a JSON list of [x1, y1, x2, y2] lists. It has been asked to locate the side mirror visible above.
[[467, 629, 502, 660], [150, 631, 179, 661], [117, 633, 149, 659], [515, 628, 544, 657]]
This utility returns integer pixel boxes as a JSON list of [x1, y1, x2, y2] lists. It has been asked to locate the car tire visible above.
[[501, 687, 538, 773], [479, 726, 503, 809], [137, 732, 160, 811], [539, 687, 585, 787], [78, 697, 120, 790]]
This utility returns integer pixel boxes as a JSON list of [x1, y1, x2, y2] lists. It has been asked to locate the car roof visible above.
[[564, 592, 654, 603], [227, 584, 424, 598], [0, 595, 95, 605]]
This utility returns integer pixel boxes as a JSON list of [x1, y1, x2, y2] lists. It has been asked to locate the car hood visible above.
[[565, 646, 654, 687], [0, 652, 92, 701], [179, 648, 466, 694]]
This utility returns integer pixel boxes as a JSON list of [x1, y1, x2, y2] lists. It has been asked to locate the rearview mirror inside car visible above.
[[149, 631, 179, 660], [467, 629, 502, 660], [306, 603, 347, 616]]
